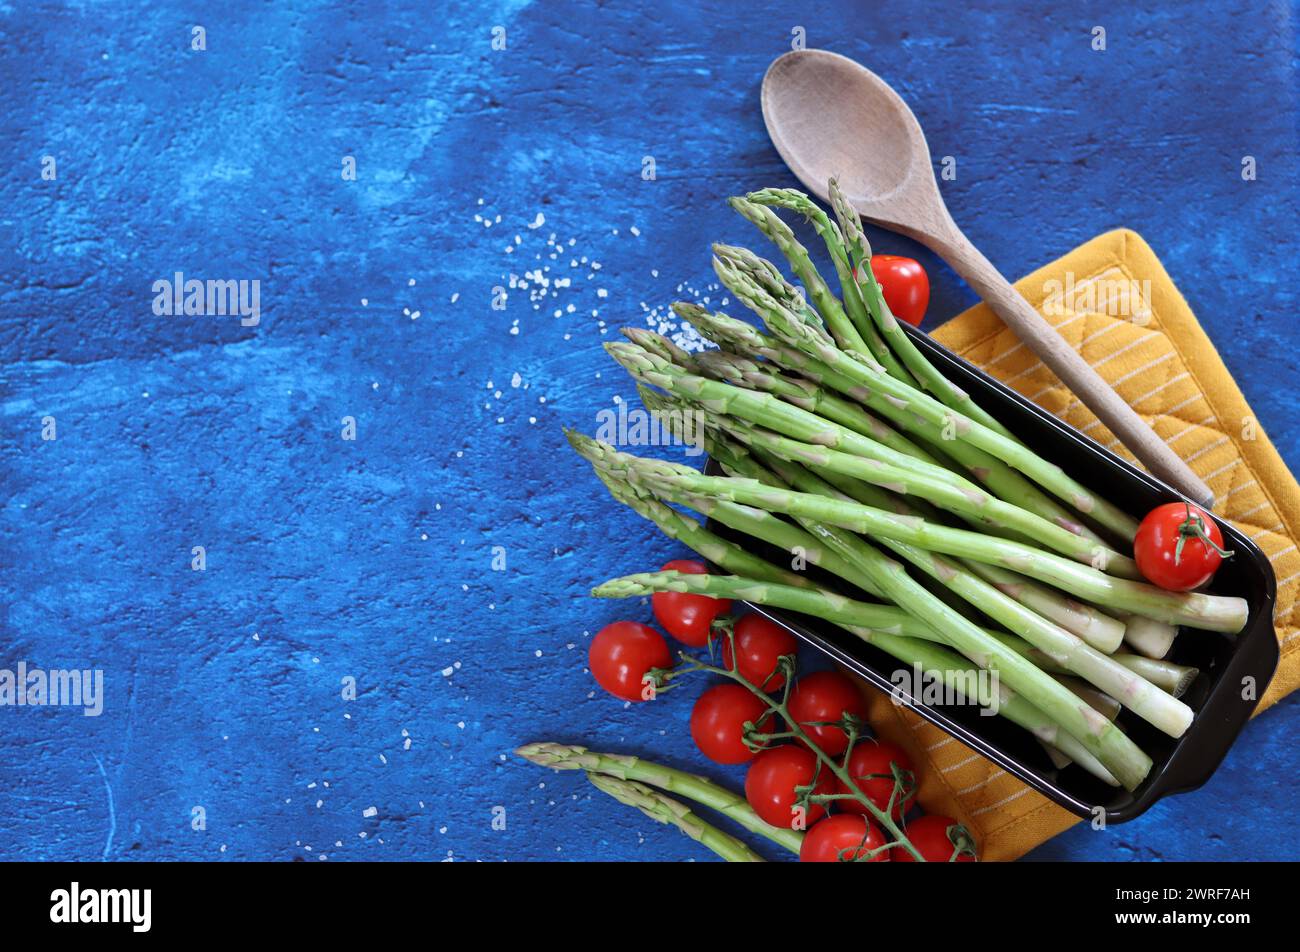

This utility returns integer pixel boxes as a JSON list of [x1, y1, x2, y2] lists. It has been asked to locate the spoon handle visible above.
[[927, 223, 1215, 509]]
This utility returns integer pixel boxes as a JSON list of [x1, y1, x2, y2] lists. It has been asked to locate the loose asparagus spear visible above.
[[517, 742, 802, 854], [574, 436, 1247, 633], [595, 569, 1154, 790], [586, 456, 1120, 787], [586, 772, 766, 862], [712, 255, 1141, 540], [608, 339, 1136, 574]]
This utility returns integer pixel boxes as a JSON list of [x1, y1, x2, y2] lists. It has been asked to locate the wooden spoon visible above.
[[761, 48, 1213, 508]]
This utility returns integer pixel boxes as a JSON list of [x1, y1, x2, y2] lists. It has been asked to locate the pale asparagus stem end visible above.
[[1115, 652, 1201, 698], [1121, 613, 1179, 659]]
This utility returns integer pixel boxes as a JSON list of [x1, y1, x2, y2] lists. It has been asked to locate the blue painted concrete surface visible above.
[[0, 1, 1296, 861]]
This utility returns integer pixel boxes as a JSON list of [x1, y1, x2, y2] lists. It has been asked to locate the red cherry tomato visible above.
[[720, 614, 798, 691], [869, 255, 929, 327], [689, 683, 772, 764], [588, 621, 672, 702], [745, 745, 835, 830], [652, 559, 732, 646], [837, 740, 915, 820], [787, 670, 868, 757], [800, 814, 888, 863], [1134, 502, 1233, 591], [892, 814, 977, 862]]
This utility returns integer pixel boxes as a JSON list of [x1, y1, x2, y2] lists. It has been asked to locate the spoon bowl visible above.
[[762, 49, 927, 224]]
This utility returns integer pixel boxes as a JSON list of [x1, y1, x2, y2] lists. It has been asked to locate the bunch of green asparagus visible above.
[[570, 181, 1247, 793]]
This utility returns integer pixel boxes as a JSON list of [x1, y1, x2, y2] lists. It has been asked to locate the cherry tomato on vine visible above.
[[652, 559, 732, 646], [690, 683, 772, 765], [745, 745, 835, 829], [837, 740, 915, 820], [787, 670, 868, 757], [800, 814, 888, 863], [892, 814, 977, 862], [869, 255, 930, 327], [720, 614, 798, 691], [1134, 502, 1233, 591], [589, 621, 672, 702]]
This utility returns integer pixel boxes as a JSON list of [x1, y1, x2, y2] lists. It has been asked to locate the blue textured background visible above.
[[1, 0, 1296, 862]]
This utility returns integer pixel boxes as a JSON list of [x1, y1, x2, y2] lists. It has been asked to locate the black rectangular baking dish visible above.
[[704, 321, 1279, 823]]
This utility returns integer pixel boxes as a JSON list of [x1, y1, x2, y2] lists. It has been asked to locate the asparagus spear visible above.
[[607, 339, 1136, 574], [692, 415, 982, 622], [985, 629, 1195, 696], [733, 444, 1193, 738], [591, 469, 814, 592], [620, 325, 700, 370], [717, 411, 1137, 577], [589, 426, 895, 617], [597, 433, 982, 640], [586, 454, 1120, 787], [579, 436, 1246, 632], [742, 188, 915, 386], [726, 196, 909, 380], [692, 341, 1107, 547], [806, 454, 1129, 653], [517, 742, 802, 854], [691, 348, 939, 465], [585, 772, 766, 862], [961, 562, 1126, 654], [1036, 679, 1117, 777], [1057, 679, 1123, 721], [676, 301, 1111, 545], [595, 568, 1154, 790], [825, 179, 1017, 442], [710, 243, 836, 345], [712, 255, 1141, 540]]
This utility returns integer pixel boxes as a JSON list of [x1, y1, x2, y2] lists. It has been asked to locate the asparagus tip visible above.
[[670, 300, 701, 317], [515, 741, 593, 769]]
